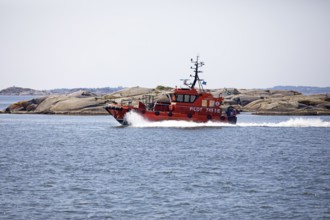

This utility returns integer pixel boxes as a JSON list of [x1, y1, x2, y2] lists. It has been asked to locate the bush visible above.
[[156, 85, 172, 91]]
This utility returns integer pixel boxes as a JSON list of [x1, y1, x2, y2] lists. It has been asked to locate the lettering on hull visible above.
[[189, 107, 221, 114], [189, 107, 203, 112]]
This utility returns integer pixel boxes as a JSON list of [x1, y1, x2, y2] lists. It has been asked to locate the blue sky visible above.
[[0, 0, 329, 90]]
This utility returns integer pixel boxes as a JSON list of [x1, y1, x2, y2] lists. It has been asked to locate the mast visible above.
[[190, 56, 204, 89]]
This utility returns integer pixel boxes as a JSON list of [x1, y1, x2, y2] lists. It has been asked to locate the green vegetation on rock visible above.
[[156, 85, 172, 91]]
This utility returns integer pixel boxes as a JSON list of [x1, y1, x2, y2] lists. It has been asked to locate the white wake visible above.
[[123, 112, 330, 128], [237, 118, 330, 128]]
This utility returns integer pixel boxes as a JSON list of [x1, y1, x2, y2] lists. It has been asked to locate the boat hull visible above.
[[105, 105, 237, 125]]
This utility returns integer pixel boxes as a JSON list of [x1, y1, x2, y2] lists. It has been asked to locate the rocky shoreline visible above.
[[221, 89, 330, 115], [1, 87, 330, 116]]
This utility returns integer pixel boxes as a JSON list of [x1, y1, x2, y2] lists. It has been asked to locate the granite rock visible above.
[[244, 94, 330, 115], [4, 87, 330, 116]]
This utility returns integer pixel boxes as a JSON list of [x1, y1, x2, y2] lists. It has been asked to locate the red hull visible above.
[[104, 104, 237, 125]]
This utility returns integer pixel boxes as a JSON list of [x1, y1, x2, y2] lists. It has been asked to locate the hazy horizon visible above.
[[1, 0, 329, 90], [1, 84, 330, 92]]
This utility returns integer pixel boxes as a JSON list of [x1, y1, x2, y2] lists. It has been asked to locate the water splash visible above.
[[123, 111, 214, 128], [123, 112, 330, 128], [238, 118, 330, 128]]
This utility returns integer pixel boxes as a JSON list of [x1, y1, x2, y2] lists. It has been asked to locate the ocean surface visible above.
[[0, 96, 330, 219]]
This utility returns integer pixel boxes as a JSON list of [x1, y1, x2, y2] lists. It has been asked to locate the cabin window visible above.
[[209, 100, 214, 107], [190, 95, 197, 102], [176, 94, 184, 102], [202, 100, 207, 107], [184, 95, 190, 102], [175, 94, 198, 103]]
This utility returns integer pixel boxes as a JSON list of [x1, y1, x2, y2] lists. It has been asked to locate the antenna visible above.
[[189, 56, 205, 89], [180, 79, 191, 87]]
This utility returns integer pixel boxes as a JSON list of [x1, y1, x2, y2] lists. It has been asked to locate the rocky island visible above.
[[0, 86, 51, 96], [1, 86, 330, 116]]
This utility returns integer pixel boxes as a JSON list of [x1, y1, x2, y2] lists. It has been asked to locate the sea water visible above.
[[0, 96, 329, 219]]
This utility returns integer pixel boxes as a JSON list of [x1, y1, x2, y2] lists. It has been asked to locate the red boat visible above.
[[105, 57, 237, 125]]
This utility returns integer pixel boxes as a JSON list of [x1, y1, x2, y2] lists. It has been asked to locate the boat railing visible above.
[[121, 99, 133, 107], [141, 95, 155, 110]]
